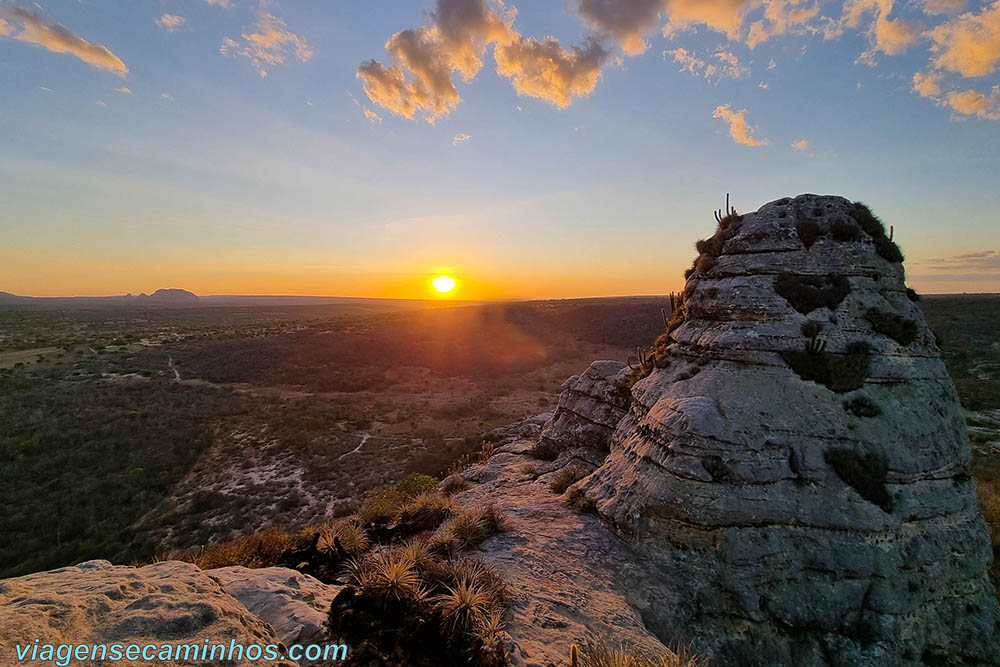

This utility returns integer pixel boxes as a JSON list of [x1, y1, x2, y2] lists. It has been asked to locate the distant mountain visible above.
[[145, 288, 198, 303], [0, 291, 28, 304]]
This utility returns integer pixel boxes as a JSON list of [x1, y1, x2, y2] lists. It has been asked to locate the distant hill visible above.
[[146, 288, 199, 303]]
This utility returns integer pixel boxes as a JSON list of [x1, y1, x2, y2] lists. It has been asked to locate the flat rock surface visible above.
[[0, 560, 296, 666]]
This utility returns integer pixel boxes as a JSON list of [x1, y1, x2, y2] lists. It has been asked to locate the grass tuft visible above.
[[549, 465, 590, 494]]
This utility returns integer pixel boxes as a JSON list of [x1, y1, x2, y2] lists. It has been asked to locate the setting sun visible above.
[[432, 275, 456, 294]]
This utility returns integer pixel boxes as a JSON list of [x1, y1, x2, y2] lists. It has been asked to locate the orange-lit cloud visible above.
[[662, 0, 752, 39], [913, 70, 944, 97], [835, 0, 921, 65], [792, 139, 809, 150], [204, 0, 233, 7], [453, 132, 471, 144], [927, 1, 1000, 78], [221, 10, 312, 77], [363, 106, 382, 122], [358, 0, 609, 122], [713, 104, 770, 146], [746, 0, 821, 49], [0, 6, 127, 75], [947, 87, 1000, 119], [920, 0, 967, 15], [156, 14, 186, 31], [494, 37, 608, 108]]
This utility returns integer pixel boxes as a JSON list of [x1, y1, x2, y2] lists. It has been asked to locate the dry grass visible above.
[[550, 465, 590, 494], [180, 525, 299, 569], [972, 447, 1000, 600], [433, 577, 494, 633], [396, 492, 457, 531], [575, 640, 708, 667], [430, 504, 506, 555]]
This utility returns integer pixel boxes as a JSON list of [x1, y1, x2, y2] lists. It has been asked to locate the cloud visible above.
[[95, 99, 105, 107], [358, 0, 609, 122], [758, 80, 769, 88], [837, 0, 921, 65], [946, 86, 1000, 119], [221, 10, 313, 77], [156, 13, 186, 31], [662, 0, 752, 39], [363, 106, 382, 122], [665, 47, 749, 79], [921, 0, 967, 15], [160, 92, 174, 100], [114, 86, 133, 94], [713, 104, 770, 146], [925, 250, 1000, 271], [746, 0, 822, 49], [203, 0, 233, 6], [453, 132, 471, 144], [495, 37, 609, 108], [927, 1, 1000, 78], [792, 139, 809, 149], [0, 6, 127, 75], [912, 70, 943, 97], [573, 0, 666, 55]]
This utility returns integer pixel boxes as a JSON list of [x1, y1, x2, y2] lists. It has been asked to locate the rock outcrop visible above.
[[0, 560, 339, 667], [535, 360, 631, 459], [573, 194, 1000, 665]]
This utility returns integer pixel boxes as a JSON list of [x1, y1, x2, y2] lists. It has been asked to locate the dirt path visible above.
[[337, 433, 372, 461]]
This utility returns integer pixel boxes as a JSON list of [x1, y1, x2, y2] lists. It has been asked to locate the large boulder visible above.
[[535, 360, 632, 459], [578, 195, 1000, 665], [0, 560, 296, 666], [206, 566, 340, 649]]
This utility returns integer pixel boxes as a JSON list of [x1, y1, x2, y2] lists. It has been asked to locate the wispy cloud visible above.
[[713, 104, 770, 146], [114, 86, 133, 94], [156, 13, 186, 32], [363, 106, 382, 122], [924, 250, 1000, 271], [665, 47, 749, 80], [792, 139, 809, 150], [221, 10, 312, 77], [453, 132, 471, 144], [0, 6, 127, 75], [203, 0, 233, 7]]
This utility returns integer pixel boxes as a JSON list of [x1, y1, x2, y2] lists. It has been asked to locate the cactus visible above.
[[661, 307, 670, 330], [805, 337, 827, 355], [714, 193, 738, 224], [628, 346, 654, 373], [570, 644, 579, 667]]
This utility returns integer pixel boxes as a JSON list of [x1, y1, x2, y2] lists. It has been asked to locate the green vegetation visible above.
[[782, 340, 872, 393], [865, 308, 918, 346], [796, 218, 821, 248], [919, 295, 1000, 411], [774, 273, 851, 314], [825, 448, 892, 512], [851, 202, 904, 263]]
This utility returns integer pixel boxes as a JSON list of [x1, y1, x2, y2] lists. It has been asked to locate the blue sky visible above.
[[1, 0, 999, 298]]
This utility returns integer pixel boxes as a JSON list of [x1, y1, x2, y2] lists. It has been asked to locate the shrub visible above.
[[830, 219, 863, 242], [440, 475, 470, 496], [360, 474, 440, 525], [906, 287, 921, 302], [431, 504, 506, 555], [825, 448, 892, 512], [396, 492, 457, 532], [520, 463, 539, 478], [182, 525, 301, 570], [801, 320, 823, 338], [874, 235, 905, 263], [865, 308, 918, 346], [851, 202, 904, 263], [796, 218, 821, 248], [565, 487, 597, 513], [843, 396, 881, 418], [395, 538, 436, 571], [549, 466, 590, 494], [774, 273, 851, 314], [782, 340, 871, 393]]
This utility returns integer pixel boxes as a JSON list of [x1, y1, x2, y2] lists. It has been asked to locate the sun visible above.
[[431, 275, 456, 294]]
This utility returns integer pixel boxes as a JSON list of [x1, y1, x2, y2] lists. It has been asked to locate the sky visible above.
[[1, 0, 999, 300]]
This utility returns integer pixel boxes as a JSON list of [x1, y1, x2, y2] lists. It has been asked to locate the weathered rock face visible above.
[[0, 560, 340, 667], [535, 360, 631, 459], [577, 194, 1000, 665]]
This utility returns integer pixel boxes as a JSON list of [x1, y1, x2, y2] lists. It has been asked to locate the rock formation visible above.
[[573, 194, 1000, 664], [0, 560, 340, 667]]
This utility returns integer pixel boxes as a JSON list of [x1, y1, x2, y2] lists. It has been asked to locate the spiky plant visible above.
[[317, 519, 370, 558], [345, 551, 425, 602], [434, 577, 493, 633], [395, 538, 436, 571], [549, 465, 590, 494], [396, 492, 457, 531], [476, 610, 508, 667]]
